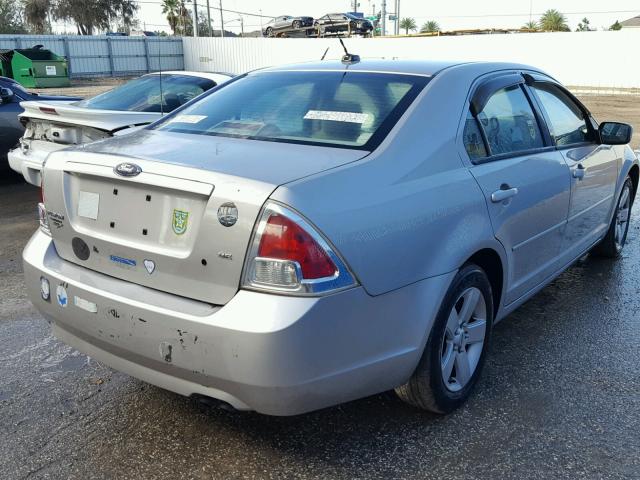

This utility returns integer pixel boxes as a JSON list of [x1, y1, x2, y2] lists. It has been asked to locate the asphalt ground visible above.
[[1, 172, 639, 479]]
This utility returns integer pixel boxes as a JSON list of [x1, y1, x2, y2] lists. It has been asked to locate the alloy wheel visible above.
[[441, 287, 487, 392], [614, 183, 632, 252]]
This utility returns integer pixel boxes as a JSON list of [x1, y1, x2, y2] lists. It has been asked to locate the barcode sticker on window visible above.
[[304, 110, 370, 124], [168, 115, 207, 124]]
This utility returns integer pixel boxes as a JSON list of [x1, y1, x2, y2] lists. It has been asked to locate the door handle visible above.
[[491, 186, 519, 203], [572, 164, 585, 180]]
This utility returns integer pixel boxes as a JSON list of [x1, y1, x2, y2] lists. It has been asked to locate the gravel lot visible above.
[[1, 82, 639, 479]]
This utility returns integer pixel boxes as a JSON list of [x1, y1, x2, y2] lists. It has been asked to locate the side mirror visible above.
[[0, 87, 15, 104], [599, 121, 633, 145]]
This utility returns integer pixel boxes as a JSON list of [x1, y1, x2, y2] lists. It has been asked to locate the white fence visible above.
[[0, 35, 183, 77], [184, 30, 640, 89]]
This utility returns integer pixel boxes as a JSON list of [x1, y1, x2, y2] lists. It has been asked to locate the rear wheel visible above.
[[292, 20, 301, 29], [592, 177, 633, 258], [395, 263, 493, 414]]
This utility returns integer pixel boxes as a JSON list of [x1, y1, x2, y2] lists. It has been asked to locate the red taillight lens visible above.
[[257, 213, 336, 279], [39, 106, 58, 115]]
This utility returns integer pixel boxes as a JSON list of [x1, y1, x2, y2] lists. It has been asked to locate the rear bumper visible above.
[[23, 230, 454, 415], [8, 140, 65, 186]]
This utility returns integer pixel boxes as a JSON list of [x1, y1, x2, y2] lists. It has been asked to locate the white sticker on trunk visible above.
[[304, 110, 370, 124], [45, 65, 57, 76], [77, 191, 100, 220], [168, 114, 207, 124], [74, 296, 97, 313]]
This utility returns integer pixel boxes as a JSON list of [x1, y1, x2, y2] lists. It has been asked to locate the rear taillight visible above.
[[242, 202, 356, 295]]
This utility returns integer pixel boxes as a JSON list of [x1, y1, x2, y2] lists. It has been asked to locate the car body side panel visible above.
[[0, 100, 23, 163], [470, 151, 571, 305], [560, 144, 618, 258], [272, 65, 501, 297]]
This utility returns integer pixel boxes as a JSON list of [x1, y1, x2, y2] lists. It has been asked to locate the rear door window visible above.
[[463, 111, 487, 160], [530, 83, 590, 146], [476, 85, 543, 156]]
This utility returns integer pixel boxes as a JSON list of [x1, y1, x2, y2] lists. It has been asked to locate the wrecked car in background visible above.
[[9, 71, 232, 186]]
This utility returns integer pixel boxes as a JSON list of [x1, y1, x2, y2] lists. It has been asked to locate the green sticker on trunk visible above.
[[172, 209, 189, 235]]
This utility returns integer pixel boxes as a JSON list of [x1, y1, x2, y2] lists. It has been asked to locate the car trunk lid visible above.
[[42, 133, 368, 304]]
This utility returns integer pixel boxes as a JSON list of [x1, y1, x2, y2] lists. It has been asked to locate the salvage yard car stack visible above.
[[22, 58, 637, 416]]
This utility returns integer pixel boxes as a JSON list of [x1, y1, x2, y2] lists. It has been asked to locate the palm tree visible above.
[[522, 20, 538, 30], [162, 0, 180, 35], [576, 17, 591, 31], [539, 9, 570, 32], [23, 0, 50, 34], [420, 20, 440, 33], [399, 17, 417, 35]]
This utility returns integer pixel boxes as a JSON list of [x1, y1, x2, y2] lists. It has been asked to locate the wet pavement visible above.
[[1, 178, 639, 480]]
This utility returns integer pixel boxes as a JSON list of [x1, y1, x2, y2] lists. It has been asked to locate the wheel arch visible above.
[[628, 163, 639, 200], [464, 248, 504, 321]]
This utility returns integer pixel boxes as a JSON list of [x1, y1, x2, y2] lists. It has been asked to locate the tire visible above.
[[265, 27, 273, 37], [592, 177, 634, 258], [292, 20, 301, 29], [395, 263, 494, 414]]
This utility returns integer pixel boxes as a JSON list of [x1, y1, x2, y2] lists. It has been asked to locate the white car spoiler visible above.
[[18, 100, 161, 132]]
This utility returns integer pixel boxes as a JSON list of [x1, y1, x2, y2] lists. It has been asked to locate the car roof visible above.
[[259, 59, 541, 78]]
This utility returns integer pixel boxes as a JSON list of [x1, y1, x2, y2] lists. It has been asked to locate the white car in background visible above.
[[8, 71, 232, 186]]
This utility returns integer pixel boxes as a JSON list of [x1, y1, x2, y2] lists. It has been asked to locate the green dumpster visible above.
[[10, 47, 70, 88], [0, 50, 12, 78]]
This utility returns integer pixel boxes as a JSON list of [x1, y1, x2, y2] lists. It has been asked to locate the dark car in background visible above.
[[262, 15, 315, 37], [0, 76, 80, 177], [315, 13, 374, 35]]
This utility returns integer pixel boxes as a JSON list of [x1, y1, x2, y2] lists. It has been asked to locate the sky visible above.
[[52, 0, 640, 35]]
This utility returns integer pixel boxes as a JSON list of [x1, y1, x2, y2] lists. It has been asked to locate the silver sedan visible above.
[[23, 59, 637, 415]]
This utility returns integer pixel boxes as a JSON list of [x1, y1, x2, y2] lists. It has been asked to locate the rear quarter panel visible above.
[[272, 64, 506, 296]]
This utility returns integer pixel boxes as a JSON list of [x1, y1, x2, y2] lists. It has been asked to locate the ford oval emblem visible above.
[[114, 162, 142, 177]]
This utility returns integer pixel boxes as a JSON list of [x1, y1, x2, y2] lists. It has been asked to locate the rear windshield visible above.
[[76, 74, 216, 113], [155, 71, 429, 150]]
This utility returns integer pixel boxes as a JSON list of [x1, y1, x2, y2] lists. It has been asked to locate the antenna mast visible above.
[[158, 40, 164, 116]]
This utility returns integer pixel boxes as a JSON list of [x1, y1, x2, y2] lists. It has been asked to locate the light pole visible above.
[[191, 0, 198, 37], [206, 0, 212, 36], [381, 0, 386, 35], [224, 17, 244, 36], [219, 0, 224, 37]]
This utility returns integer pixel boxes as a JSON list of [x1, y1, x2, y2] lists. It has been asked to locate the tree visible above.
[[522, 20, 538, 30], [23, 0, 50, 34], [53, 0, 139, 35], [0, 0, 27, 33], [420, 20, 440, 33], [399, 17, 417, 35], [576, 17, 591, 31], [162, 0, 191, 35], [197, 7, 213, 36], [609, 20, 622, 31], [539, 9, 570, 32]]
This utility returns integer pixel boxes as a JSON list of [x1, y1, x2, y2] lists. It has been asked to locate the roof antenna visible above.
[[339, 37, 359, 64], [157, 39, 164, 116], [323, 14, 359, 64], [320, 47, 329, 60]]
